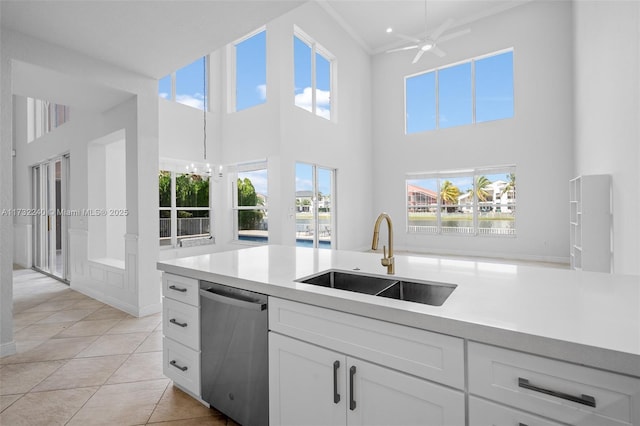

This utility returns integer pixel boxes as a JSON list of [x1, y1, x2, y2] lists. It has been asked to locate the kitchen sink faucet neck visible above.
[[372, 212, 395, 275]]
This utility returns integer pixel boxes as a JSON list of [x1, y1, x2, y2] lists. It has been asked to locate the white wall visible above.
[[371, 1, 575, 263], [158, 1, 373, 252], [573, 0, 640, 275], [4, 29, 161, 320]]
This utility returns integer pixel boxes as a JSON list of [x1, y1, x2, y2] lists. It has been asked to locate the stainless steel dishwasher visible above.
[[200, 281, 268, 426]]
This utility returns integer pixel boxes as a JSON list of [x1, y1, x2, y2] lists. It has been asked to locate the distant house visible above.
[[295, 190, 313, 212], [407, 184, 438, 212], [457, 180, 513, 212]]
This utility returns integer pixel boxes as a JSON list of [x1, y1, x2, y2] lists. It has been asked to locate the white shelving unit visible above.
[[569, 175, 612, 272]]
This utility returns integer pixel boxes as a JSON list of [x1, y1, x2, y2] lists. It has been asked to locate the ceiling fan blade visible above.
[[412, 49, 425, 64], [393, 32, 421, 43], [431, 46, 446, 58], [429, 18, 454, 40], [386, 45, 419, 53], [437, 28, 471, 43]]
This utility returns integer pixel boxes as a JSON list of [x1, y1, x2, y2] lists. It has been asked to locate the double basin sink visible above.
[[297, 270, 456, 307]]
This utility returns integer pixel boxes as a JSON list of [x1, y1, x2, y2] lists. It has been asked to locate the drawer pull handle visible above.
[[333, 360, 341, 404], [349, 366, 357, 411], [169, 285, 187, 293], [519, 423, 529, 426], [169, 318, 188, 328], [169, 360, 188, 372], [518, 378, 596, 408]]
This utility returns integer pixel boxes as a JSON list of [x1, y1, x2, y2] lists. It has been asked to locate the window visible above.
[[158, 56, 208, 111], [232, 162, 268, 243], [294, 27, 334, 120], [233, 29, 267, 112], [27, 97, 70, 143], [159, 170, 211, 246], [405, 49, 513, 134], [406, 167, 516, 236], [295, 162, 336, 249], [475, 50, 514, 122], [438, 62, 472, 128]]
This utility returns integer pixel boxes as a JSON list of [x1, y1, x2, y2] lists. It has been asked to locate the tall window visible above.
[[405, 49, 513, 134], [26, 97, 70, 143], [159, 170, 211, 246], [158, 56, 208, 111], [295, 162, 336, 249], [406, 166, 516, 236], [294, 27, 334, 120], [232, 162, 268, 243], [232, 29, 267, 112]]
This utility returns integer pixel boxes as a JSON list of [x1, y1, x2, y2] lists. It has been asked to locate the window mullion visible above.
[[171, 172, 177, 247], [311, 44, 317, 114]]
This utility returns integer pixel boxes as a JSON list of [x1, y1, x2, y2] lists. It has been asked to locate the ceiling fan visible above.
[[385, 1, 471, 64]]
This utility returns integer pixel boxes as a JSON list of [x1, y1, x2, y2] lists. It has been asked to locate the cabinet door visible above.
[[269, 332, 346, 426], [346, 357, 465, 426]]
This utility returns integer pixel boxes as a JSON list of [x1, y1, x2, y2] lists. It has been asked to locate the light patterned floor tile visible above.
[[107, 352, 164, 384], [135, 330, 162, 353], [66, 379, 169, 426], [0, 387, 98, 426], [147, 385, 218, 424], [0, 360, 66, 395], [0, 394, 22, 413], [56, 319, 121, 338], [75, 332, 148, 358], [31, 355, 128, 392]]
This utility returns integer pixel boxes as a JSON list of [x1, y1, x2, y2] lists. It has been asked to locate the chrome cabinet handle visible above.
[[519, 423, 529, 426], [169, 360, 188, 372], [169, 318, 187, 328], [518, 378, 596, 407], [169, 285, 187, 293], [333, 361, 341, 404], [349, 366, 357, 411]]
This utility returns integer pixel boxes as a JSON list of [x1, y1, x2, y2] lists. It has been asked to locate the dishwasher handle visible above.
[[200, 288, 267, 311]]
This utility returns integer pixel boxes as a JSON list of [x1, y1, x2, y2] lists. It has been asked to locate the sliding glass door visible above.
[[32, 155, 69, 281], [295, 162, 335, 249]]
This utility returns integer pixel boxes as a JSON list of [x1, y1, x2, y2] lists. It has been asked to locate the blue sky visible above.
[[406, 50, 513, 134], [296, 163, 332, 196], [408, 172, 511, 197], [159, 57, 206, 110]]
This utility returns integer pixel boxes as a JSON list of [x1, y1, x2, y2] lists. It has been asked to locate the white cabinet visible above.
[[268, 298, 465, 426], [161, 273, 201, 398], [469, 397, 565, 426], [569, 174, 611, 272], [468, 342, 640, 426], [269, 332, 464, 426]]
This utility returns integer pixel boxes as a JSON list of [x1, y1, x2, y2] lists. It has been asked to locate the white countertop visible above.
[[157, 245, 640, 377]]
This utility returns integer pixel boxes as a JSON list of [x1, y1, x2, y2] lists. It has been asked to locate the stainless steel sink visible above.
[[298, 270, 397, 295], [376, 280, 456, 307], [297, 270, 456, 306]]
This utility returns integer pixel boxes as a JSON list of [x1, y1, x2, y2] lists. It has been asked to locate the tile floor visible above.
[[1, 268, 239, 426]]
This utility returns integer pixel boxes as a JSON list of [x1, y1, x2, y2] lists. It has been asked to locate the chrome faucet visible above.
[[371, 212, 394, 275]]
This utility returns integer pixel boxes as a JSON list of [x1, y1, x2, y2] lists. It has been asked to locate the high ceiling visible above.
[[1, 0, 529, 111], [2, 0, 530, 78]]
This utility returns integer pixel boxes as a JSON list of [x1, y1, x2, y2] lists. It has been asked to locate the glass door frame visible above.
[[295, 162, 336, 249], [32, 154, 70, 283]]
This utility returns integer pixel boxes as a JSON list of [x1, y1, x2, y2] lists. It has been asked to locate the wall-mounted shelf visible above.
[[569, 175, 611, 272]]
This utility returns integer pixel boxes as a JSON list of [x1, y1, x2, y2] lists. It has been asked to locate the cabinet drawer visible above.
[[162, 273, 199, 306], [269, 297, 464, 389], [470, 396, 564, 426], [468, 342, 640, 426], [163, 297, 200, 350], [163, 337, 200, 396]]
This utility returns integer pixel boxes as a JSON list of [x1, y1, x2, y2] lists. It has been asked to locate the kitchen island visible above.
[[158, 245, 640, 425]]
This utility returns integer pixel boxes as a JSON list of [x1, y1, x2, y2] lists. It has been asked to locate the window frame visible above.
[[404, 48, 514, 134], [159, 169, 213, 248], [227, 27, 267, 113], [293, 25, 336, 121], [295, 161, 337, 249], [405, 165, 516, 237], [231, 160, 269, 245], [158, 55, 209, 112]]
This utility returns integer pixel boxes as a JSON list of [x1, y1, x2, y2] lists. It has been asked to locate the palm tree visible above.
[[501, 173, 516, 199], [475, 175, 491, 202], [440, 180, 460, 212]]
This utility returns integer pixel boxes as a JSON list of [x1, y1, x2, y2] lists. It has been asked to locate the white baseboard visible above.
[[138, 302, 162, 317], [0, 341, 17, 357]]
